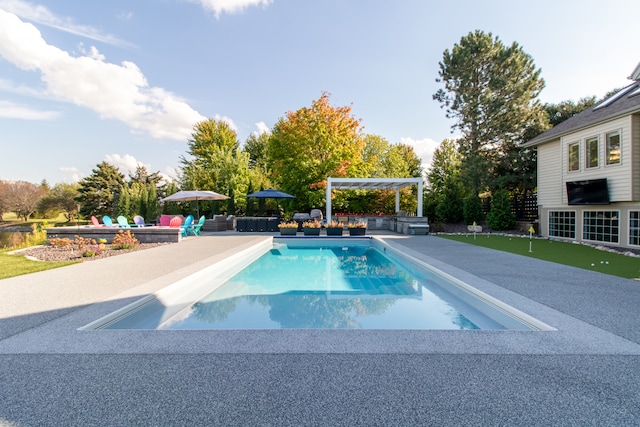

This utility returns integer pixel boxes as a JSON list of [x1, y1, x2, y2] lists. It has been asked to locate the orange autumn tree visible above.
[[268, 92, 367, 210]]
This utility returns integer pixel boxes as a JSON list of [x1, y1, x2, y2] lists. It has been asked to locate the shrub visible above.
[[325, 220, 342, 228], [49, 238, 74, 248], [463, 195, 484, 224], [486, 189, 516, 230], [111, 230, 139, 250], [347, 220, 367, 229], [82, 246, 103, 257]]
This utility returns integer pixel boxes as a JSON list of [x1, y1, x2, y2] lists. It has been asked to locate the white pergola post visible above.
[[395, 189, 400, 213], [325, 179, 332, 223]]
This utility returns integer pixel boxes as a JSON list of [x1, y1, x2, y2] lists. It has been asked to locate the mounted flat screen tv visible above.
[[566, 179, 610, 205]]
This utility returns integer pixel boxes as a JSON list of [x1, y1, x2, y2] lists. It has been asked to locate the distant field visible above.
[[438, 234, 640, 280]]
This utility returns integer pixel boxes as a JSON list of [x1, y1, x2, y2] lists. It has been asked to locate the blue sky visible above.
[[1, 0, 638, 185]]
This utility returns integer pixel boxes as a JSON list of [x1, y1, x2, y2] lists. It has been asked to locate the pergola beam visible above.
[[325, 177, 423, 220]]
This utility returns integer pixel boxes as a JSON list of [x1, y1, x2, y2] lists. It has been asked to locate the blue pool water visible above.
[[147, 242, 520, 330]]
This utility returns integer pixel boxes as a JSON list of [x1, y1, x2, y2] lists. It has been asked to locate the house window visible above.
[[630, 212, 640, 246], [568, 142, 580, 171], [583, 211, 619, 243], [549, 211, 576, 238], [606, 131, 621, 165], [586, 137, 599, 168]]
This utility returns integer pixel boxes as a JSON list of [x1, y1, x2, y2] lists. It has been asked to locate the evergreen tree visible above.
[[146, 185, 159, 222], [246, 181, 255, 216], [434, 30, 546, 196], [486, 188, 516, 230], [117, 185, 131, 220], [76, 161, 125, 218], [463, 194, 484, 224]]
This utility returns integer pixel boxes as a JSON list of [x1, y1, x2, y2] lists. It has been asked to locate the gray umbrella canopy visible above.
[[161, 190, 228, 217], [246, 188, 295, 214]]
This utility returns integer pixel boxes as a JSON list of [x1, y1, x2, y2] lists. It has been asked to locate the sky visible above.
[[0, 0, 639, 185]]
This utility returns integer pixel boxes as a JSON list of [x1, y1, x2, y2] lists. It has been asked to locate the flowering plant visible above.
[[302, 220, 321, 228], [325, 220, 343, 228], [278, 220, 298, 229], [347, 220, 367, 229]]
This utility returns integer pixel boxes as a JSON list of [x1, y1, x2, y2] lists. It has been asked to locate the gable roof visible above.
[[523, 79, 640, 147]]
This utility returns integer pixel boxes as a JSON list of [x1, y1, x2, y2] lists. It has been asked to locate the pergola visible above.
[[325, 177, 423, 220]]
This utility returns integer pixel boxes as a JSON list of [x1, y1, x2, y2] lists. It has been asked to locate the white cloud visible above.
[[104, 153, 146, 177], [399, 137, 440, 174], [59, 166, 83, 182], [192, 0, 272, 18], [0, 10, 207, 140], [0, 99, 59, 119], [0, 0, 134, 48], [253, 121, 270, 135]]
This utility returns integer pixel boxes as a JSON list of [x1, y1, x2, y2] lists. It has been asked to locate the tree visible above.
[[3, 181, 47, 221], [434, 30, 546, 196], [268, 92, 366, 210], [244, 131, 270, 176], [146, 185, 159, 222], [427, 138, 465, 223], [76, 161, 125, 218], [486, 188, 516, 230], [38, 182, 80, 222], [544, 97, 597, 127], [117, 185, 131, 219], [181, 119, 251, 214]]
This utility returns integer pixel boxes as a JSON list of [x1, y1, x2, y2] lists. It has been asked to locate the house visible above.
[[522, 62, 640, 250]]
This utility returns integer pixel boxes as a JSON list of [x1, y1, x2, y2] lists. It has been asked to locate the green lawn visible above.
[[0, 249, 77, 280], [438, 234, 640, 280]]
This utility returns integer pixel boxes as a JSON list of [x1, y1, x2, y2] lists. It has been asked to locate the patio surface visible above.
[[1, 231, 640, 425]]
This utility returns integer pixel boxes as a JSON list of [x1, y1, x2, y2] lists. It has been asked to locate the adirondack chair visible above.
[[133, 215, 145, 227], [187, 215, 206, 236], [91, 216, 103, 227], [180, 215, 194, 237], [169, 216, 182, 228], [116, 216, 131, 228], [102, 216, 115, 227]]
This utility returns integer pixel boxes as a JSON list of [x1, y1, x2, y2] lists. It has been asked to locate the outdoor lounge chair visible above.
[[159, 215, 172, 226], [133, 215, 145, 227], [187, 215, 206, 236], [116, 216, 131, 228], [180, 215, 194, 237], [91, 216, 103, 227], [169, 216, 182, 228], [102, 216, 115, 227]]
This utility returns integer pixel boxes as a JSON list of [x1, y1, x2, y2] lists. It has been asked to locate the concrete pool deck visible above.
[[1, 232, 640, 425]]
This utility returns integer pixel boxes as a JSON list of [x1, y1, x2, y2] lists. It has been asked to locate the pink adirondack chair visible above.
[[159, 215, 172, 226], [90, 216, 103, 227]]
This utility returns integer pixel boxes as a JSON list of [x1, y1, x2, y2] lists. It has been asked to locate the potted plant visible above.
[[325, 220, 344, 236], [278, 220, 298, 235], [347, 220, 367, 236], [302, 219, 321, 236]]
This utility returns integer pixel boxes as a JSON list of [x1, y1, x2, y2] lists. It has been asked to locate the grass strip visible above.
[[0, 250, 77, 280], [437, 234, 640, 280]]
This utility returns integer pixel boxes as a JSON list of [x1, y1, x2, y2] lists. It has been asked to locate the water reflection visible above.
[[161, 246, 480, 330]]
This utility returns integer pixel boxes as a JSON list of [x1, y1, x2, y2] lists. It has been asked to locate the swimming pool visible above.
[[83, 237, 552, 331]]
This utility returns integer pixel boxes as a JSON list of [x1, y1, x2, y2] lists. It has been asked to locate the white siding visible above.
[[537, 139, 563, 206], [632, 114, 640, 201], [560, 116, 633, 202]]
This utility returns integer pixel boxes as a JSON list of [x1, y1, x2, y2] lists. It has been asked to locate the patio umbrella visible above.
[[161, 190, 228, 218], [246, 188, 295, 214]]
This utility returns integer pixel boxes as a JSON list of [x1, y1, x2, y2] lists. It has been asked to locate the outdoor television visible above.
[[566, 179, 610, 205]]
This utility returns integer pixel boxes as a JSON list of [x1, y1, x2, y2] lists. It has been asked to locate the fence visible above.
[[482, 193, 538, 222]]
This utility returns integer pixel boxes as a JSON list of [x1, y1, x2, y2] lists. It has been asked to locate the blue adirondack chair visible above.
[[102, 215, 115, 227], [180, 215, 194, 237]]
